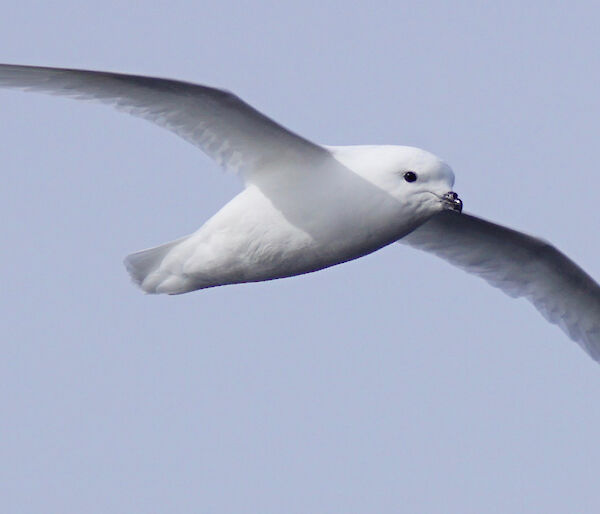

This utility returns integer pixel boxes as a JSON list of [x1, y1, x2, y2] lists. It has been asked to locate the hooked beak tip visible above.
[[442, 191, 463, 213]]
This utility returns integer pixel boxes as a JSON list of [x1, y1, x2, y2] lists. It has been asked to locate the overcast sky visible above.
[[1, 1, 600, 513]]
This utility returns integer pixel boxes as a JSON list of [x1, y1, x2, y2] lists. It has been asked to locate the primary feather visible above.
[[403, 212, 600, 360], [0, 64, 327, 180]]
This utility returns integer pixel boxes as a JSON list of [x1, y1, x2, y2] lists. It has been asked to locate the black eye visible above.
[[403, 171, 418, 183]]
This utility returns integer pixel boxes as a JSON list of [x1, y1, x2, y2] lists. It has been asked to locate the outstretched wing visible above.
[[401, 211, 600, 361], [0, 64, 328, 181]]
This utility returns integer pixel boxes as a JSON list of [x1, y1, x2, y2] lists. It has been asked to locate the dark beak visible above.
[[442, 191, 463, 213]]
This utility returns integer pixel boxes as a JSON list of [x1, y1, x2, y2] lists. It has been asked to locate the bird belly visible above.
[[156, 185, 419, 293]]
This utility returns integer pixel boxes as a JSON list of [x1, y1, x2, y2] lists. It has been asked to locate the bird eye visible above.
[[403, 171, 418, 183]]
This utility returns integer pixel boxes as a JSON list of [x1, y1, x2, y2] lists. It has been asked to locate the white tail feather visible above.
[[124, 237, 188, 293]]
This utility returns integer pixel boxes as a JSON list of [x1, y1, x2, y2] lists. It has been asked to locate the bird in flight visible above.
[[0, 64, 598, 361]]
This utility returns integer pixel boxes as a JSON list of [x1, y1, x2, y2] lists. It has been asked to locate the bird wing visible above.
[[0, 64, 329, 182], [401, 211, 600, 361]]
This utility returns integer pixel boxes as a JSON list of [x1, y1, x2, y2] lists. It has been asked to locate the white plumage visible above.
[[1, 64, 598, 361]]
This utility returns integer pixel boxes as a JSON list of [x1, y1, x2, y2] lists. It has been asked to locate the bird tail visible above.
[[124, 236, 189, 293]]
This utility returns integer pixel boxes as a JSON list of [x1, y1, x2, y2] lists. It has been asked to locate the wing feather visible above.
[[0, 64, 328, 180], [402, 211, 600, 361]]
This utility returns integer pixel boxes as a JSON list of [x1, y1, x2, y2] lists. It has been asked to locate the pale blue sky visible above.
[[1, 1, 600, 513]]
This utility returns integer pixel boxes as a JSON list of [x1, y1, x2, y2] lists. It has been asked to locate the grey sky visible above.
[[1, 1, 599, 512]]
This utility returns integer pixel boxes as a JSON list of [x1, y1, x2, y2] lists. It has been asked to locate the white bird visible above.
[[0, 64, 599, 361]]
